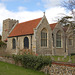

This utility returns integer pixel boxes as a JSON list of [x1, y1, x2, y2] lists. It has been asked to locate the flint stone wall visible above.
[[42, 62, 75, 75]]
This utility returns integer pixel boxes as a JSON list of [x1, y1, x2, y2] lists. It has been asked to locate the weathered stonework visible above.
[[35, 16, 52, 55], [41, 62, 75, 75], [7, 35, 36, 54], [52, 23, 66, 56], [66, 24, 75, 55], [2, 18, 19, 42], [2, 15, 75, 55]]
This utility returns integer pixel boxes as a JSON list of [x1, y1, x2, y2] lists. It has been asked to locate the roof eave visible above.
[[8, 33, 34, 38]]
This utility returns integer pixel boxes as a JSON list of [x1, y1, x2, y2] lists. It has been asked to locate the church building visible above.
[[2, 14, 75, 56]]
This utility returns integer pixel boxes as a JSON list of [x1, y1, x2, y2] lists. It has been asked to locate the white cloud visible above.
[[18, 6, 27, 11], [0, 3, 69, 35], [42, 0, 63, 8], [0, 3, 5, 9], [45, 7, 67, 23], [0, 3, 43, 35]]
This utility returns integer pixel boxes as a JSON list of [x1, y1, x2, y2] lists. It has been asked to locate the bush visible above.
[[0, 41, 6, 47], [13, 54, 52, 70], [12, 54, 23, 64]]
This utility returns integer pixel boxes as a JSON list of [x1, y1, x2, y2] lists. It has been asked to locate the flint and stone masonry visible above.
[[2, 15, 75, 55]]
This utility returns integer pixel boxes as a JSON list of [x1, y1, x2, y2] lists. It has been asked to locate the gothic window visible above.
[[12, 38, 16, 49], [41, 28, 47, 47], [24, 37, 29, 49], [56, 30, 61, 47]]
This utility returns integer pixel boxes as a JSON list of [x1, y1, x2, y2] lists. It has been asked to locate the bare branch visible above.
[[61, 0, 75, 11]]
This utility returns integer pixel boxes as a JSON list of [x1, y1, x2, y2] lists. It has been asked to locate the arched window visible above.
[[41, 28, 47, 47], [12, 38, 16, 49], [56, 30, 61, 47], [24, 37, 29, 49]]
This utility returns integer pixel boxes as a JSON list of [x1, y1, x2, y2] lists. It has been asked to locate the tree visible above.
[[59, 16, 75, 53], [59, 16, 72, 26], [61, 0, 75, 34], [62, 0, 75, 20], [59, 0, 75, 53], [59, 16, 75, 34], [62, 0, 75, 10]]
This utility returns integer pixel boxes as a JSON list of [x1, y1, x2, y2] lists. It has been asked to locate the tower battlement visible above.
[[2, 18, 19, 42]]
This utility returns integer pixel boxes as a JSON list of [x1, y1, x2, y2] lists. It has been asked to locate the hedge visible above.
[[13, 54, 52, 70], [0, 41, 6, 47]]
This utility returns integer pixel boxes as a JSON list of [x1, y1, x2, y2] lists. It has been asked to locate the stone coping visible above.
[[52, 62, 75, 67]]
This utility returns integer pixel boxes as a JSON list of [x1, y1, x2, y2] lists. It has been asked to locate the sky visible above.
[[0, 0, 72, 35]]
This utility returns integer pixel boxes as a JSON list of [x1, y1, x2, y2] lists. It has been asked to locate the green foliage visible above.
[[51, 55, 75, 63], [0, 41, 6, 47], [13, 54, 52, 70], [71, 55, 75, 63], [12, 55, 22, 64], [59, 16, 72, 26]]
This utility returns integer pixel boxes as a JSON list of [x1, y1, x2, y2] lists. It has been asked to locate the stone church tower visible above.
[[2, 18, 19, 42]]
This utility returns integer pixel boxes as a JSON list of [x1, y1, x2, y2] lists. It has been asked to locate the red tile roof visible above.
[[50, 23, 57, 30], [50, 23, 68, 31], [8, 18, 42, 37], [8, 17, 57, 37]]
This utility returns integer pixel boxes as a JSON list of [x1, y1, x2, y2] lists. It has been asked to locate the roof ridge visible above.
[[18, 17, 42, 25], [8, 17, 42, 37]]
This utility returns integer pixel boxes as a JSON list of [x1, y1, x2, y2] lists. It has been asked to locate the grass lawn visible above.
[[0, 61, 46, 75], [52, 55, 75, 63]]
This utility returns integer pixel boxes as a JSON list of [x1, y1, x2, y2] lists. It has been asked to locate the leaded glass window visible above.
[[56, 31, 61, 47], [24, 37, 29, 49], [41, 28, 47, 47]]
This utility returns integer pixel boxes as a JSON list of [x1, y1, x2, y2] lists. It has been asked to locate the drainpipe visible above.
[[16, 36, 18, 54], [31, 35, 32, 54]]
